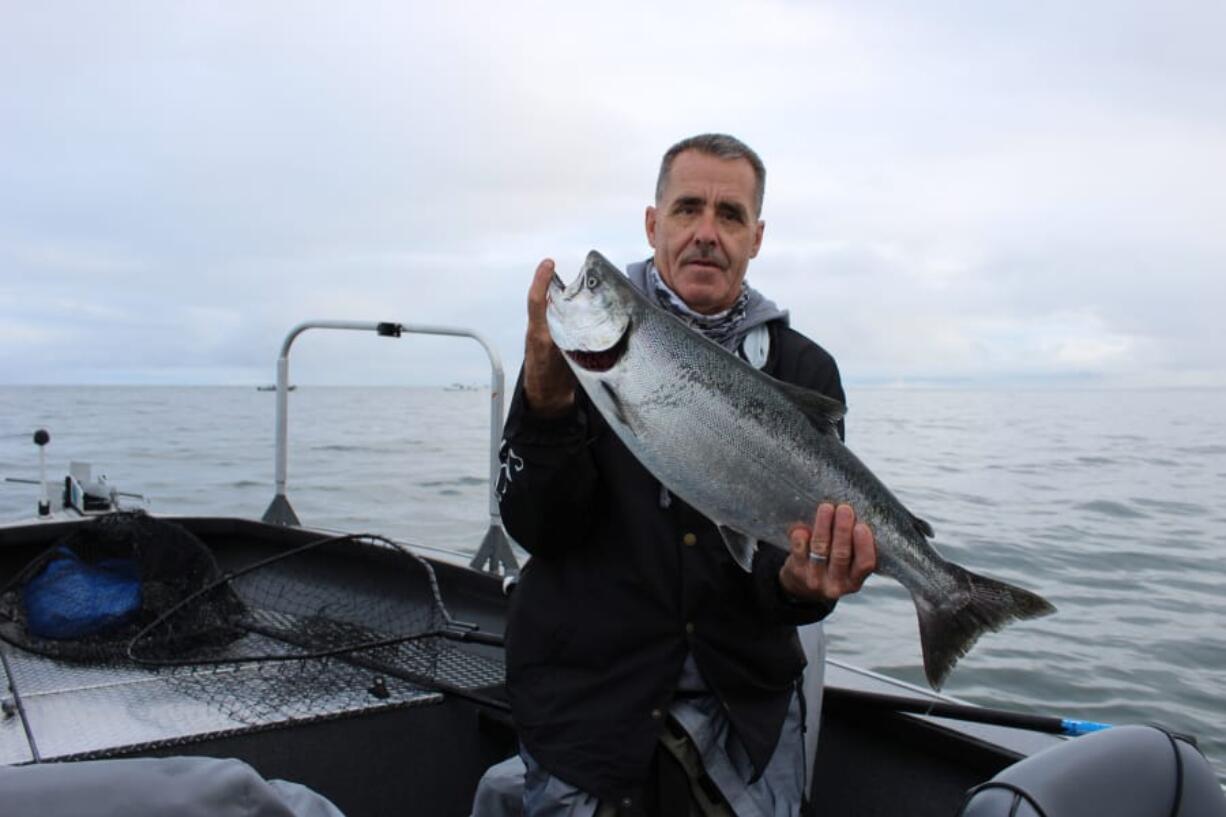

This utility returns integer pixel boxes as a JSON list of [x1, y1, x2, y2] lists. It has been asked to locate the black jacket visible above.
[[498, 320, 846, 805]]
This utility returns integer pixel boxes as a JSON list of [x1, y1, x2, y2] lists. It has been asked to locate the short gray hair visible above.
[[655, 133, 766, 217]]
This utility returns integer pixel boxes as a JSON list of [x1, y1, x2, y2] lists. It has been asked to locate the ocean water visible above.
[[1, 385, 1224, 781]]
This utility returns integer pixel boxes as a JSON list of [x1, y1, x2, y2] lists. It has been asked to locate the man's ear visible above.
[[645, 206, 658, 248]]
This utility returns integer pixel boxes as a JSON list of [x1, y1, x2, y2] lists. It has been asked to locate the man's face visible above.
[[645, 150, 764, 315]]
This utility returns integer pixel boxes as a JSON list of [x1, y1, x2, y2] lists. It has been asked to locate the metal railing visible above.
[[260, 320, 518, 576]]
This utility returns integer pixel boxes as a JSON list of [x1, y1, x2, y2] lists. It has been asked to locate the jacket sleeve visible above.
[[496, 371, 598, 559]]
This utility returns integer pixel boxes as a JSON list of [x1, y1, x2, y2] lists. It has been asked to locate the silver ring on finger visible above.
[[808, 551, 828, 564]]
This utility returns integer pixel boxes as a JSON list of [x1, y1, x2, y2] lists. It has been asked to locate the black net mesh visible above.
[[130, 531, 460, 724], [0, 512, 241, 663], [127, 532, 450, 667]]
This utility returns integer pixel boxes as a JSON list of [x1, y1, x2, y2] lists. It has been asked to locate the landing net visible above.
[[0, 513, 502, 728]]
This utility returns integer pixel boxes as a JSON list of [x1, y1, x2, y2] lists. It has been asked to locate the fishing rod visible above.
[[409, 627, 1114, 737], [823, 686, 1123, 739], [410, 627, 1117, 738]]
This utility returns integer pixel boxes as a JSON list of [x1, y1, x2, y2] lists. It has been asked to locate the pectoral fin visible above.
[[600, 381, 632, 429], [717, 525, 757, 572]]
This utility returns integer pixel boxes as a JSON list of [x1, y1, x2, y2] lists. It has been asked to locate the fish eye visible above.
[[585, 275, 599, 290]]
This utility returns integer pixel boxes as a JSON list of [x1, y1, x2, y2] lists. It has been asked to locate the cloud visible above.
[[1, 1, 1223, 387]]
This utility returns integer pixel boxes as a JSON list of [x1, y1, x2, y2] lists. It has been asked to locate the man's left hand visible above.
[[779, 503, 876, 603]]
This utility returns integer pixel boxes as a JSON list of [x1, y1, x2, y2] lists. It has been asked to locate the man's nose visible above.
[[693, 208, 718, 246]]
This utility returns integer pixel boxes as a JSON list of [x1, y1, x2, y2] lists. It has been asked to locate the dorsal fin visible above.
[[776, 380, 846, 435]]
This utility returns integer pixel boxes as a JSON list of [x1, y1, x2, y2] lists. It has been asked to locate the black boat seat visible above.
[[0, 755, 347, 817], [958, 724, 1226, 817]]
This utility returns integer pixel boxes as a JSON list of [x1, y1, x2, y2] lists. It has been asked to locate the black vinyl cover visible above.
[[958, 725, 1226, 817]]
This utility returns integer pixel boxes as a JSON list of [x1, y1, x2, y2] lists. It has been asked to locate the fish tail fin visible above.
[[915, 567, 1056, 689]]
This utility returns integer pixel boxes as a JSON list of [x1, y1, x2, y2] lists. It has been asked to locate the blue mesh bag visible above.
[[23, 546, 141, 640]]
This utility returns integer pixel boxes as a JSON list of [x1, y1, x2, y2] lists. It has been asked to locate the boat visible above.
[[2, 319, 1222, 817]]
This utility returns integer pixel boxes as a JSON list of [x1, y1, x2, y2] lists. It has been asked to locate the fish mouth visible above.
[[564, 325, 629, 372]]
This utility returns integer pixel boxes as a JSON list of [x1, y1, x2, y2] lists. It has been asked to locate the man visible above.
[[495, 134, 877, 817]]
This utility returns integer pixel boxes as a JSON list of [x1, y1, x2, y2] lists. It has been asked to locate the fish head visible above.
[[546, 251, 638, 373]]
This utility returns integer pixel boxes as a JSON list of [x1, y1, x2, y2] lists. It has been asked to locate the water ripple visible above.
[[1074, 499, 1149, 519]]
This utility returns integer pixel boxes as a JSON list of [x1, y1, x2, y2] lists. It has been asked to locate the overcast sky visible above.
[[2, 1, 1223, 389]]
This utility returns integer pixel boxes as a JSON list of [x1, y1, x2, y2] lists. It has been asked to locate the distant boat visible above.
[[257, 385, 297, 392]]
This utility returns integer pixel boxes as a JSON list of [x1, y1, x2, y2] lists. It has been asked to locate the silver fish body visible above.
[[547, 250, 1055, 689]]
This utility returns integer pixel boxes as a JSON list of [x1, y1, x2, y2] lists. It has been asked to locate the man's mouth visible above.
[[681, 256, 726, 272]]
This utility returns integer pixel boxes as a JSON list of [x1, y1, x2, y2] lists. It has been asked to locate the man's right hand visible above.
[[524, 258, 576, 416]]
